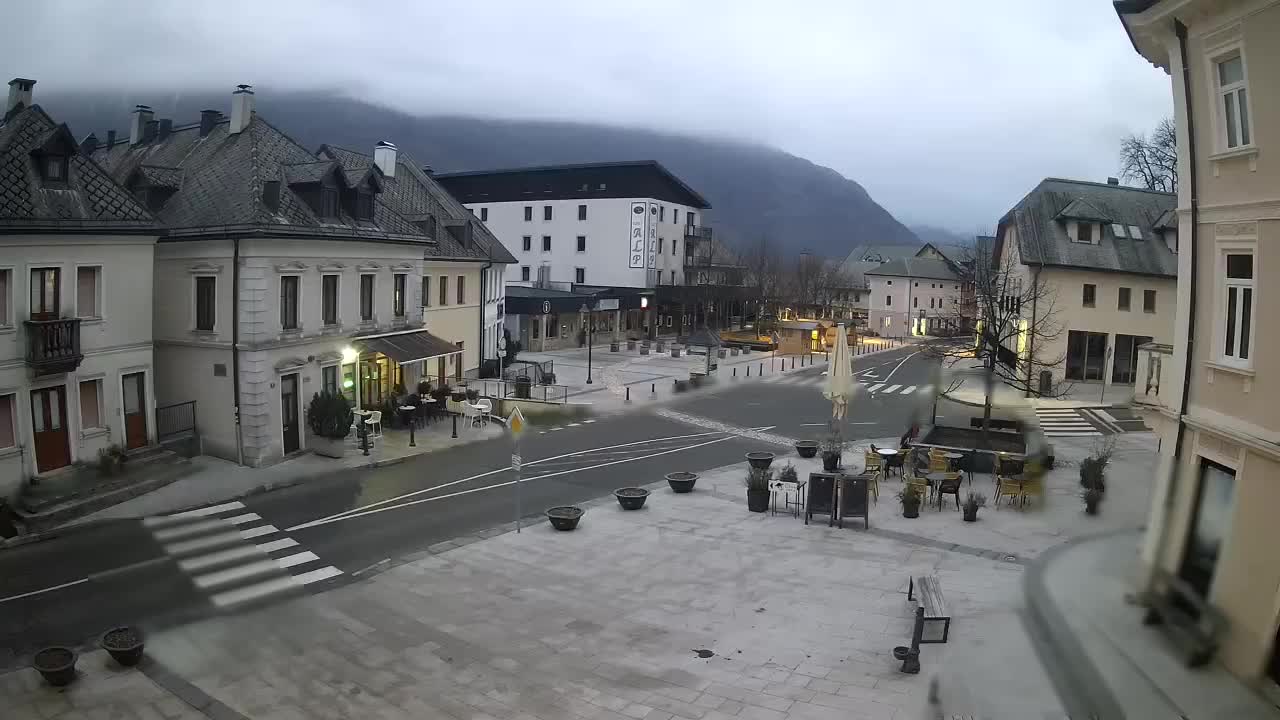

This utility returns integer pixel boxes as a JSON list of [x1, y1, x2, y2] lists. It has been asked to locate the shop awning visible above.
[[354, 330, 462, 365]]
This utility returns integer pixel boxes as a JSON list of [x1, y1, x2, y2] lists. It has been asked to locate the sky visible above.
[[1, 0, 1172, 233]]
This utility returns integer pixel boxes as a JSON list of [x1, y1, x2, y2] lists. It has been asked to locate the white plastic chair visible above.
[[462, 402, 482, 430], [474, 398, 493, 427], [365, 410, 383, 438]]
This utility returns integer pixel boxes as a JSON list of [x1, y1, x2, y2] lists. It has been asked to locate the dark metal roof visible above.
[[864, 257, 960, 281], [0, 105, 155, 231], [435, 161, 711, 209], [996, 177, 1177, 278], [354, 329, 461, 364]]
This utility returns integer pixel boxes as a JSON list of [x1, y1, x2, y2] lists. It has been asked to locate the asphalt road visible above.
[[0, 344, 937, 668]]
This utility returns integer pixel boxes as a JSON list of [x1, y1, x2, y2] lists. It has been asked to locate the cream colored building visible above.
[[1120, 0, 1280, 689], [991, 177, 1177, 390], [864, 244, 964, 337], [91, 87, 513, 467], [0, 79, 160, 495]]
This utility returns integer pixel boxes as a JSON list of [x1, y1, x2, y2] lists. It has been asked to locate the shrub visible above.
[[307, 392, 353, 440], [962, 492, 987, 511], [416, 381, 431, 396], [778, 463, 798, 484], [466, 388, 480, 402]]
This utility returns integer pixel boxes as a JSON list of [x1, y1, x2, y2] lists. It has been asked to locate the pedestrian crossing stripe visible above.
[[144, 501, 343, 610], [763, 374, 923, 396]]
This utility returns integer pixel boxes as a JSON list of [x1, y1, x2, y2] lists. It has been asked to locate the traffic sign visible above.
[[507, 405, 527, 436], [511, 453, 522, 470], [499, 335, 508, 350], [498, 349, 506, 358]]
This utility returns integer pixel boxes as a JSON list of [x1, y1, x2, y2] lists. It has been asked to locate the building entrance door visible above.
[[31, 386, 71, 473], [122, 371, 148, 450], [281, 373, 300, 454]]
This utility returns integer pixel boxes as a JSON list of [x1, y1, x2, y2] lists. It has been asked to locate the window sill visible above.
[[79, 316, 104, 325], [279, 329, 304, 341], [1205, 360, 1255, 378], [0, 445, 20, 460], [319, 324, 344, 336], [190, 329, 217, 338], [81, 427, 109, 440], [1209, 146, 1259, 174], [0, 324, 15, 335]]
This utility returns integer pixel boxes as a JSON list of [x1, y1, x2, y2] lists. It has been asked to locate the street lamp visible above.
[[580, 302, 594, 384]]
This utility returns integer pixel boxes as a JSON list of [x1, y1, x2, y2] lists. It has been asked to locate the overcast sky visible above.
[[2, 0, 1171, 233]]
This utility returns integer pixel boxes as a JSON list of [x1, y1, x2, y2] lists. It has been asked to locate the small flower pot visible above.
[[614, 487, 650, 510], [962, 508, 978, 522], [101, 626, 145, 667], [32, 647, 77, 687], [640, 346, 650, 356], [821, 451, 841, 472], [746, 489, 770, 513], [743, 347, 752, 355], [902, 503, 921, 519], [794, 441, 819, 459], [610, 342, 620, 353], [731, 347, 740, 356], [746, 452, 775, 470], [666, 471, 697, 493], [546, 506, 584, 531]]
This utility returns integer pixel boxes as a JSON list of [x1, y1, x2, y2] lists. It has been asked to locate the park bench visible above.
[[1142, 568, 1226, 667], [907, 575, 951, 643]]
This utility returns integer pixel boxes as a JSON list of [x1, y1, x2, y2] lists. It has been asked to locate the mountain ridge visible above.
[[38, 90, 920, 257]]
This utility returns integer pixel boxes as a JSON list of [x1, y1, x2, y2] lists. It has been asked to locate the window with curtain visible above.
[[439, 276, 448, 306], [196, 276, 216, 331], [280, 276, 299, 330], [1217, 54, 1251, 149], [393, 274, 406, 317], [1222, 252, 1253, 364], [79, 379, 103, 429], [360, 274, 374, 321], [77, 266, 100, 318], [322, 275, 339, 325]]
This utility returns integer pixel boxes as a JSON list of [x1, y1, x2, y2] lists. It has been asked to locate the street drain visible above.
[[694, 649, 715, 659]]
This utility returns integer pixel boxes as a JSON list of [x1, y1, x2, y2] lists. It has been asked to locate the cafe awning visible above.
[[354, 329, 462, 366]]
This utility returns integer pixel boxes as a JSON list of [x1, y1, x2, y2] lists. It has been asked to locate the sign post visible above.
[[508, 406, 527, 532]]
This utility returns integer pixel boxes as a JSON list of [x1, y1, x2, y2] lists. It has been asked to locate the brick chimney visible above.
[[199, 109, 220, 137], [130, 105, 154, 145], [1107, 177, 1119, 186], [157, 118, 172, 141], [373, 141, 397, 178], [229, 85, 254, 135], [5, 78, 34, 115], [106, 130, 116, 147]]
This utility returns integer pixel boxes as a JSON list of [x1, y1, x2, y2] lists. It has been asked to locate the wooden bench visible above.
[[907, 575, 951, 643], [1142, 568, 1226, 667]]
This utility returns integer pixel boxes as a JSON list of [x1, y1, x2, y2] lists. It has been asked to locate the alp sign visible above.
[[628, 202, 646, 269]]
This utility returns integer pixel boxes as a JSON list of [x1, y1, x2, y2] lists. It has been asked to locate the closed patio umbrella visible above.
[[823, 324, 857, 419]]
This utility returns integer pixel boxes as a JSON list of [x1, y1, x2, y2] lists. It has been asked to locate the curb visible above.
[[1022, 528, 1135, 720]]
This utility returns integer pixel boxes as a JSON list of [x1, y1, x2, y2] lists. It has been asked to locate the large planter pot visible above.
[[794, 441, 819, 459], [102, 626, 145, 667], [717, 349, 727, 359], [310, 435, 347, 459], [33, 647, 77, 687], [962, 508, 978, 522], [610, 342, 620, 353], [746, 452, 775, 470], [821, 451, 841, 472], [666, 471, 697, 493], [902, 503, 921, 519], [614, 487, 650, 510], [671, 348, 682, 358], [546, 506, 584, 531], [1084, 500, 1100, 516], [731, 347, 740, 356], [640, 346, 650, 356], [451, 391, 466, 402], [656, 341, 667, 353], [627, 340, 637, 351], [514, 379, 532, 399], [742, 346, 752, 355], [746, 489, 770, 513]]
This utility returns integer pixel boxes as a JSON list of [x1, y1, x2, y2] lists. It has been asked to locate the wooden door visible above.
[[122, 372, 148, 450], [31, 386, 70, 472], [280, 373, 300, 454]]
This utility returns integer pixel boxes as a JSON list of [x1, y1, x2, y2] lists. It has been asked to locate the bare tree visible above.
[[1119, 117, 1177, 193], [742, 235, 783, 327], [922, 243, 1066, 442]]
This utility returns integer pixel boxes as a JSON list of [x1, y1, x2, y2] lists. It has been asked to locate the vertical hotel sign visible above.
[[647, 203, 658, 270], [629, 202, 646, 269]]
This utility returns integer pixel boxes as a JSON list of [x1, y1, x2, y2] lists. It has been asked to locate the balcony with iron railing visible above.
[[683, 225, 712, 241], [24, 317, 83, 375]]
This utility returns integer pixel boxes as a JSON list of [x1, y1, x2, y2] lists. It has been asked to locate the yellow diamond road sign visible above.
[[507, 406, 527, 436]]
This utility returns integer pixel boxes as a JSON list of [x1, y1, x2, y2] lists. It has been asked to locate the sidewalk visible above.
[[941, 370, 1135, 411], [78, 420, 501, 523]]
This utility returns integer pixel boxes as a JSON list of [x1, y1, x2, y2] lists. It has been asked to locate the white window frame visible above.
[[321, 273, 341, 327], [0, 266, 13, 329], [1216, 241, 1256, 369], [192, 275, 218, 333], [74, 264, 103, 320], [278, 273, 302, 332], [1209, 44, 1253, 152]]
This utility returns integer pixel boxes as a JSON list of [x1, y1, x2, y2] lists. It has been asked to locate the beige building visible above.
[[1120, 0, 1280, 690], [90, 87, 513, 467], [0, 79, 160, 494], [864, 244, 964, 337], [991, 177, 1177, 391]]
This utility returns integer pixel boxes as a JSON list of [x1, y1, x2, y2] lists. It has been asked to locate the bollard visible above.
[[791, 357, 795, 370], [747, 365, 751, 377], [451, 412, 458, 439], [626, 386, 630, 402], [651, 383, 656, 393], [408, 412, 416, 448], [759, 362, 763, 375], [733, 367, 737, 377], [361, 422, 370, 456]]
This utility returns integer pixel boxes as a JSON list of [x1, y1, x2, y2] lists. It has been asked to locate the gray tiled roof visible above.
[[864, 257, 960, 281], [998, 178, 1177, 278], [0, 105, 154, 229], [841, 243, 919, 264], [836, 259, 880, 289]]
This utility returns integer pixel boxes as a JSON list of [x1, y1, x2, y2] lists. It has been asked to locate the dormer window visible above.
[[1077, 222, 1093, 244], [356, 191, 374, 220], [320, 188, 339, 218], [44, 155, 66, 181]]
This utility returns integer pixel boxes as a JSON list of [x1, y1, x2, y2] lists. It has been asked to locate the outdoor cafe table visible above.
[[876, 447, 899, 476]]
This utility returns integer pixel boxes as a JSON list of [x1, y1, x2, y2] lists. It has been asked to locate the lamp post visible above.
[[580, 302, 594, 384]]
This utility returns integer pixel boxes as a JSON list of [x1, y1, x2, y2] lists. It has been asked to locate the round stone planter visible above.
[[742, 347, 752, 355], [731, 347, 740, 356], [902, 503, 921, 519], [670, 348, 682, 358], [627, 340, 637, 351], [746, 451, 776, 470], [32, 647, 77, 687], [656, 341, 667, 353], [614, 487, 650, 510], [962, 509, 978, 522], [102, 626, 145, 667], [794, 441, 819, 459], [665, 471, 698, 493], [640, 346, 650, 356], [546, 506, 584, 531], [610, 342, 620, 352]]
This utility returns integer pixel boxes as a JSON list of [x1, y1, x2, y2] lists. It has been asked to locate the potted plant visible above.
[[656, 340, 667, 353], [898, 486, 923, 518], [430, 384, 451, 403], [640, 342, 650, 356], [465, 388, 480, 403], [962, 492, 986, 522], [819, 424, 844, 472], [746, 466, 772, 512], [627, 339, 637, 351], [614, 487, 650, 510], [101, 626, 145, 667], [32, 646, 77, 686], [97, 444, 127, 476], [746, 451, 775, 470], [793, 440, 819, 459], [1079, 437, 1115, 491], [610, 340, 620, 352], [307, 392, 353, 458], [665, 471, 697, 493], [1082, 487, 1103, 516], [546, 506, 584, 530]]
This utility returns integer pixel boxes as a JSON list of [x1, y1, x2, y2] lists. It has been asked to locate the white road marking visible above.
[[901, 385, 917, 394], [274, 551, 320, 569], [239, 525, 279, 540], [194, 559, 281, 590], [256, 538, 300, 553], [289, 434, 742, 532], [163, 530, 243, 557], [179, 545, 263, 573], [295, 566, 343, 585], [223, 513, 262, 526], [211, 576, 299, 608], [153, 519, 228, 543], [162, 501, 246, 520], [880, 351, 919, 384], [568, 423, 581, 427], [0, 578, 89, 604], [287, 429, 733, 531], [868, 384, 885, 393], [883, 384, 902, 394]]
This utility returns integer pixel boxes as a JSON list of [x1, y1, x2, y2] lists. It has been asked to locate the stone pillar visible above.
[[539, 314, 548, 352], [613, 310, 621, 341]]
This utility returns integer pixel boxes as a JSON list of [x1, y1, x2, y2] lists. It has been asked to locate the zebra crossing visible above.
[[143, 501, 342, 610], [1034, 408, 1103, 437], [765, 372, 921, 397]]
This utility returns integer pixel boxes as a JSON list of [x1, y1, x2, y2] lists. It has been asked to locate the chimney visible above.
[[229, 84, 254, 135], [1107, 177, 1119, 186], [5, 77, 34, 115], [143, 119, 159, 143], [157, 118, 172, 141], [373, 141, 397, 178], [199, 109, 220, 137], [106, 130, 117, 147], [80, 133, 98, 155], [130, 105, 154, 145]]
